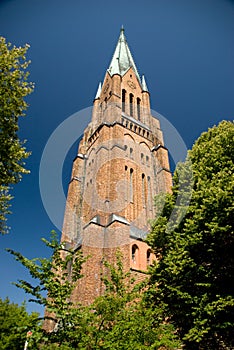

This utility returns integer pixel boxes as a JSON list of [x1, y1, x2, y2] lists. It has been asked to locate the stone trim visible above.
[[157, 167, 171, 174], [69, 176, 83, 184], [151, 144, 168, 152], [83, 214, 130, 230], [130, 267, 148, 275]]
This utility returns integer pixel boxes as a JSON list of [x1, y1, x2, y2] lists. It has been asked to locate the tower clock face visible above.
[[127, 80, 136, 89]]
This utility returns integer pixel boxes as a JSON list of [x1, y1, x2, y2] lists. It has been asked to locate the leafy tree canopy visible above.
[[0, 297, 39, 350], [147, 120, 234, 349], [8, 233, 182, 349], [7, 231, 87, 348], [0, 36, 34, 234]]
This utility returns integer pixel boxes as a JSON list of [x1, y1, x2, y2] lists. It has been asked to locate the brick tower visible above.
[[61, 28, 172, 304]]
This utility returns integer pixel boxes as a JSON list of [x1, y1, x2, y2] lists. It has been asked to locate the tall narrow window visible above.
[[147, 250, 151, 265], [122, 89, 126, 112], [142, 173, 146, 207], [125, 165, 128, 201], [130, 168, 134, 202], [130, 147, 133, 158], [132, 244, 138, 263], [67, 260, 72, 281], [129, 93, 134, 117], [137, 98, 141, 120], [147, 176, 152, 210]]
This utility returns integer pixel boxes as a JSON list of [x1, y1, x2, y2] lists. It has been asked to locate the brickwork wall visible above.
[[61, 66, 172, 305], [71, 222, 130, 305]]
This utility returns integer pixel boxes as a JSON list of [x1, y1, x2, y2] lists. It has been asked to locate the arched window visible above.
[[142, 173, 146, 207], [124, 165, 128, 200], [122, 89, 126, 112], [104, 97, 107, 109], [130, 168, 134, 202], [67, 260, 72, 280], [137, 98, 141, 120], [129, 93, 134, 117], [130, 147, 133, 158], [132, 244, 139, 263], [147, 176, 152, 210], [147, 249, 151, 265]]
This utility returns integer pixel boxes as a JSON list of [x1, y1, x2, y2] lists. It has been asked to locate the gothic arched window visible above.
[[129, 93, 134, 117], [147, 176, 152, 209], [137, 97, 141, 120], [130, 168, 134, 202], [142, 173, 146, 207], [147, 249, 151, 265], [132, 244, 139, 263], [122, 89, 126, 112]]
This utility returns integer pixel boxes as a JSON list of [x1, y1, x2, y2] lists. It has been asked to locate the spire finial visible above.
[[121, 25, 124, 32]]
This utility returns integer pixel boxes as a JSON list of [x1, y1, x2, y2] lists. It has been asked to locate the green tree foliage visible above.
[[0, 36, 34, 233], [147, 120, 234, 349], [7, 231, 91, 348], [0, 297, 39, 350], [75, 253, 181, 349], [8, 234, 182, 349], [7, 231, 86, 347]]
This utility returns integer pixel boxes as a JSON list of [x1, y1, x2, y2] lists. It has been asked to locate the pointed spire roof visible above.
[[94, 82, 102, 99], [107, 27, 141, 82], [141, 75, 149, 92]]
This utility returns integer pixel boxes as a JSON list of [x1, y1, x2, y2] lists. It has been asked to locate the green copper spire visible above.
[[107, 27, 141, 82]]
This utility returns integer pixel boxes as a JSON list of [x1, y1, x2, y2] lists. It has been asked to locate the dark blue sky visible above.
[[0, 0, 233, 315]]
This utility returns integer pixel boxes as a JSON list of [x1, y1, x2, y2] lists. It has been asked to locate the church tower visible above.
[[61, 28, 172, 305]]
